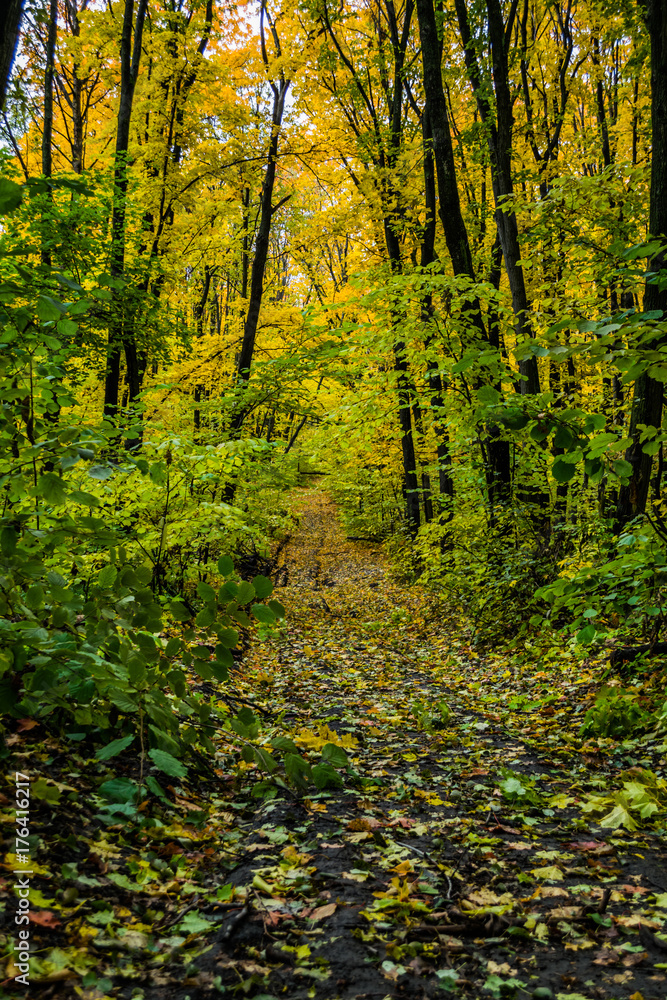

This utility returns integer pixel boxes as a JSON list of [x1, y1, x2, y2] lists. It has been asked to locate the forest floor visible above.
[[4, 487, 667, 1000]]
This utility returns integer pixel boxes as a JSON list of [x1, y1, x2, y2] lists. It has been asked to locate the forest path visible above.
[[193, 488, 667, 1000]]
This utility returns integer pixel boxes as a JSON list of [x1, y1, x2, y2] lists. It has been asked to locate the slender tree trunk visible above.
[[193, 265, 212, 438], [420, 110, 455, 520], [453, 0, 540, 394], [415, 0, 476, 280], [229, 5, 290, 435], [615, 0, 667, 526], [40, 0, 57, 267], [103, 0, 148, 428], [416, 0, 510, 516], [0, 0, 23, 109]]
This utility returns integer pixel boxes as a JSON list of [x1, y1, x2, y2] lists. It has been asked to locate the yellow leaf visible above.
[[531, 865, 564, 881]]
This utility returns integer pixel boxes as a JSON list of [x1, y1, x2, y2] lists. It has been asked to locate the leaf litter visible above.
[[3, 489, 667, 1000]]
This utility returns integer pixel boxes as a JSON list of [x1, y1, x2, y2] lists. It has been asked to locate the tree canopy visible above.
[[3, 0, 667, 991]]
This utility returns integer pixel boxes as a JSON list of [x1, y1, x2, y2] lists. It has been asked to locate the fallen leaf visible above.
[[27, 911, 61, 928]]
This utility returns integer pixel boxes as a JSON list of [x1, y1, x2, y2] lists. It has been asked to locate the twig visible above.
[[220, 905, 250, 942]]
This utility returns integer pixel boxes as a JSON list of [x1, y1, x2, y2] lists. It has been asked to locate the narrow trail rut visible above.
[[194, 489, 667, 1000]]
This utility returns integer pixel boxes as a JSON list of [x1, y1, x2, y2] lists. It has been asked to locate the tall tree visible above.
[[415, 0, 510, 511], [229, 1, 291, 434], [103, 0, 148, 423], [40, 0, 57, 266], [0, 0, 23, 109], [316, 0, 423, 533], [615, 0, 667, 525], [454, 0, 540, 395]]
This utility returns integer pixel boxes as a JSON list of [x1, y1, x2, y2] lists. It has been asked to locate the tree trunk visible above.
[[415, 0, 476, 280], [0, 0, 23, 109], [420, 110, 455, 521], [615, 0, 667, 526], [40, 0, 57, 267], [229, 11, 289, 434], [416, 0, 510, 516], [103, 0, 148, 428], [453, 0, 540, 395]]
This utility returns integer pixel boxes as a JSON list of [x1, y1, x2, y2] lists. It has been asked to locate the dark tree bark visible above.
[[453, 0, 540, 395], [419, 111, 454, 519], [0, 0, 23, 110], [615, 0, 667, 526], [40, 0, 57, 267], [41, 0, 56, 179], [229, 1, 289, 435], [415, 0, 510, 513], [103, 0, 148, 425], [318, 0, 421, 534], [415, 0, 476, 279]]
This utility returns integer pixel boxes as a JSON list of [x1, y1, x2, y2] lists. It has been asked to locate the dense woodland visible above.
[[2, 0, 667, 993]]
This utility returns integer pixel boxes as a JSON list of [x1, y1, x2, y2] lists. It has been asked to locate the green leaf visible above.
[[1, 527, 17, 555], [643, 440, 662, 456], [37, 472, 68, 505], [476, 385, 500, 405], [98, 778, 138, 804], [210, 660, 229, 682], [214, 646, 233, 668], [321, 743, 348, 767], [236, 581, 255, 604], [576, 623, 597, 644], [128, 657, 146, 686], [36, 295, 65, 322], [500, 777, 527, 800], [268, 600, 286, 618], [196, 581, 216, 601], [69, 490, 100, 507], [252, 574, 273, 599], [271, 735, 299, 754], [552, 458, 577, 483], [612, 458, 633, 479], [312, 761, 343, 789], [56, 319, 78, 337], [145, 775, 168, 800], [107, 688, 139, 713], [24, 584, 44, 609], [0, 178, 23, 214], [217, 627, 239, 648], [170, 601, 192, 622], [236, 707, 257, 726], [254, 747, 278, 773], [553, 425, 574, 450], [88, 465, 114, 481], [167, 668, 186, 697], [148, 748, 187, 778], [231, 609, 252, 627], [502, 408, 529, 430], [285, 753, 312, 789], [98, 565, 117, 588], [97, 735, 134, 761], [252, 604, 276, 625], [217, 555, 234, 576], [164, 637, 182, 656], [178, 911, 214, 934], [599, 797, 639, 831], [195, 606, 216, 627]]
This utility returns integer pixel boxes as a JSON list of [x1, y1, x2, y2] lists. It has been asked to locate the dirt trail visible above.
[[196, 489, 667, 1000]]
